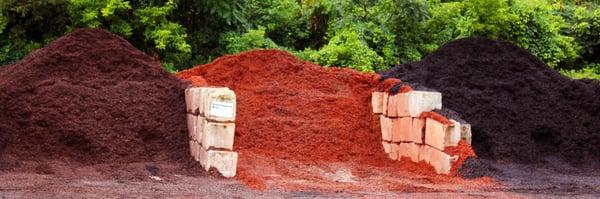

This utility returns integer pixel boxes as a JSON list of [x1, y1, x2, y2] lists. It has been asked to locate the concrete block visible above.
[[203, 88, 236, 122], [408, 91, 442, 117], [201, 122, 235, 150], [392, 117, 412, 142], [411, 118, 425, 143], [447, 120, 462, 147], [188, 115, 206, 142], [428, 148, 457, 175], [396, 142, 409, 159], [395, 91, 442, 117], [425, 118, 446, 150], [382, 141, 392, 153], [190, 140, 201, 161], [372, 92, 383, 114], [184, 87, 203, 114], [187, 114, 198, 140], [424, 118, 461, 150], [407, 143, 420, 162], [388, 143, 399, 160], [396, 93, 410, 117], [198, 148, 238, 178], [418, 144, 431, 163], [386, 94, 398, 117], [382, 92, 389, 116], [380, 116, 392, 141], [461, 123, 472, 144]]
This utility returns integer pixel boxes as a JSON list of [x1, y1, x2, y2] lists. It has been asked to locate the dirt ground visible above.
[[1, 154, 598, 198]]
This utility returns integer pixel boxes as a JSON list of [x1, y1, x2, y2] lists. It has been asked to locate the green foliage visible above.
[[0, 0, 599, 78], [244, 0, 311, 48], [135, 0, 191, 71], [0, 0, 69, 64], [426, 0, 580, 67], [297, 28, 382, 72], [68, 0, 133, 36], [561, 63, 600, 79], [221, 27, 279, 54]]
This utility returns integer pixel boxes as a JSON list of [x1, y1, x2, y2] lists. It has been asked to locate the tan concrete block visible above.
[[461, 123, 472, 144], [201, 122, 235, 150], [388, 143, 399, 160], [407, 143, 420, 162], [188, 115, 206, 142], [185, 87, 203, 114], [411, 118, 425, 143], [428, 148, 457, 175], [190, 140, 201, 161], [187, 114, 197, 140], [203, 88, 236, 122], [392, 117, 412, 142], [372, 92, 384, 114], [408, 91, 442, 117], [386, 94, 398, 117], [382, 141, 392, 153], [189, 140, 194, 157], [425, 118, 445, 150], [447, 120, 462, 147], [198, 148, 238, 178], [380, 116, 392, 141]]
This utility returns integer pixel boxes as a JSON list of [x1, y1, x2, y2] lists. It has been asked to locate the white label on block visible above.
[[210, 101, 234, 118]]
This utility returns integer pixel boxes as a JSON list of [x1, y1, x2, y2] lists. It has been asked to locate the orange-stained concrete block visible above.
[[461, 123, 472, 144], [411, 118, 425, 143], [198, 148, 238, 178], [428, 147, 458, 175], [372, 92, 384, 114], [425, 118, 446, 150], [201, 122, 235, 150], [389, 143, 399, 160], [382, 141, 392, 153], [386, 94, 398, 117], [382, 92, 389, 116], [418, 144, 431, 163], [380, 117, 393, 141], [392, 117, 412, 142], [407, 143, 420, 162], [396, 93, 410, 117], [397, 142, 409, 159]]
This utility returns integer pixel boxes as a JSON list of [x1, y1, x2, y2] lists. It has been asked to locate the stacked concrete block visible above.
[[372, 90, 469, 175], [185, 86, 238, 178]]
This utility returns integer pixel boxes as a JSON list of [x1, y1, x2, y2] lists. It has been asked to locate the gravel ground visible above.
[[0, 160, 598, 198]]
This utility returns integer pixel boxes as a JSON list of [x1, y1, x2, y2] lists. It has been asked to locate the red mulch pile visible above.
[[0, 29, 190, 165], [177, 50, 386, 164], [177, 50, 477, 183]]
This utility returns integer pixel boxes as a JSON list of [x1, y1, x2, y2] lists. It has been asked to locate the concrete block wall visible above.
[[185, 87, 238, 178], [372, 91, 472, 175]]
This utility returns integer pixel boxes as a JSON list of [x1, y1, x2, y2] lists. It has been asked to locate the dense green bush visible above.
[[0, 0, 599, 78]]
